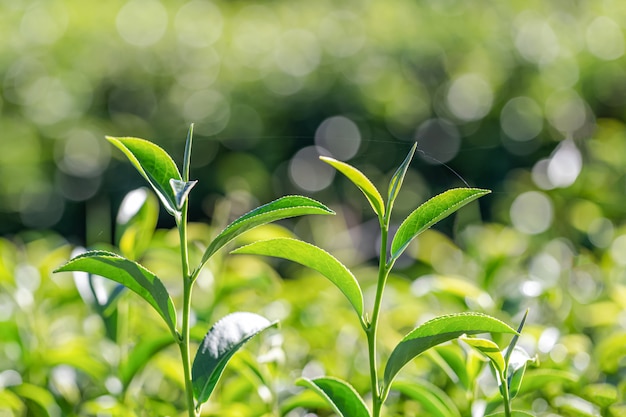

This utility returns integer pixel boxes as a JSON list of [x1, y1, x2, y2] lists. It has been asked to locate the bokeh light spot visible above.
[[515, 14, 559, 65], [547, 139, 582, 188], [175, 1, 223, 48], [318, 11, 365, 58], [116, 0, 168, 47], [289, 147, 335, 192], [586, 16, 624, 61], [274, 30, 321, 77], [510, 191, 553, 235], [500, 97, 543, 142], [314, 116, 361, 160], [446, 74, 493, 122], [415, 119, 461, 164], [20, 1, 68, 45], [545, 90, 587, 134]]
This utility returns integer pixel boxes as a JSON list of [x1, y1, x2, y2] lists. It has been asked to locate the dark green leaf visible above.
[[192, 312, 278, 406], [297, 377, 371, 417], [320, 156, 385, 219], [387, 142, 417, 215], [54, 250, 177, 336], [199, 196, 334, 268], [392, 380, 460, 417], [390, 188, 490, 261], [232, 238, 364, 319], [107, 136, 182, 216], [383, 313, 516, 389]]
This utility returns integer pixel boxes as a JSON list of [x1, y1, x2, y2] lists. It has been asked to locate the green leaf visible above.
[[183, 123, 194, 182], [581, 384, 619, 408], [392, 380, 461, 417], [192, 312, 278, 407], [383, 313, 516, 389], [199, 196, 334, 268], [387, 142, 417, 215], [297, 377, 371, 417], [54, 250, 177, 336], [10, 383, 60, 417], [390, 188, 490, 260], [513, 369, 578, 397], [232, 238, 364, 319], [107, 136, 182, 216], [320, 156, 385, 219], [279, 389, 329, 415], [460, 336, 506, 376], [115, 188, 159, 260], [120, 335, 175, 386], [507, 346, 535, 399]]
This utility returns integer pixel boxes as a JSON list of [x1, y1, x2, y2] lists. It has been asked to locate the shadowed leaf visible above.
[[192, 312, 278, 407]]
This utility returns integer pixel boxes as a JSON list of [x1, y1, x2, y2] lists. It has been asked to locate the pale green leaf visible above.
[[199, 196, 334, 268], [321, 156, 385, 219], [232, 238, 364, 319], [460, 336, 506, 376], [115, 188, 159, 260], [192, 312, 278, 406], [170, 179, 198, 209], [297, 377, 371, 417], [387, 142, 417, 215], [54, 250, 177, 336], [391, 188, 490, 260], [392, 380, 461, 417], [383, 313, 516, 389], [107, 136, 182, 216]]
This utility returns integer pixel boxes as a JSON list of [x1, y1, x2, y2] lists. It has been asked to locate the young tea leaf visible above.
[[192, 312, 278, 407], [297, 377, 371, 417], [170, 179, 198, 210], [392, 380, 461, 417], [460, 336, 506, 377], [54, 250, 177, 336], [320, 156, 385, 219], [232, 238, 364, 319], [383, 313, 516, 389], [387, 142, 417, 216], [390, 188, 490, 261], [107, 136, 182, 216], [198, 196, 334, 269]]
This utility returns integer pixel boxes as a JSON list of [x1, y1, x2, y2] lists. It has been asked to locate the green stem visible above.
[[369, 221, 390, 417], [176, 205, 198, 417]]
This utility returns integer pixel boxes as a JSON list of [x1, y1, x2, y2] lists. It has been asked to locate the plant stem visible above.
[[369, 221, 390, 417], [176, 204, 198, 417]]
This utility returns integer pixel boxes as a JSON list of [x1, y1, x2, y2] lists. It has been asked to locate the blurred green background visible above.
[[3, 0, 626, 416]]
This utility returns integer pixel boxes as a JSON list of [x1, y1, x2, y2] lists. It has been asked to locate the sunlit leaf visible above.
[[513, 369, 578, 397], [232, 238, 364, 319], [392, 380, 460, 417], [54, 250, 177, 336], [107, 136, 182, 216], [192, 312, 278, 407], [383, 313, 516, 389], [387, 142, 417, 215], [582, 383, 618, 408], [199, 196, 334, 269], [120, 334, 175, 386], [116, 188, 159, 260], [297, 377, 371, 417], [507, 346, 535, 399], [390, 188, 490, 261], [320, 156, 385, 219], [460, 336, 506, 376]]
